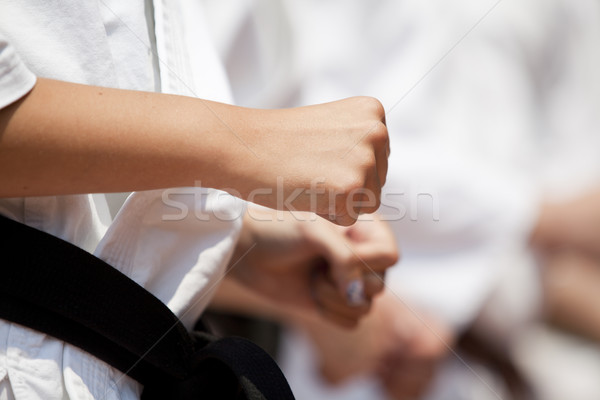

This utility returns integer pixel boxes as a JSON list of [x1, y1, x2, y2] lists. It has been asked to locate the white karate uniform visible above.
[[0, 1, 244, 399]]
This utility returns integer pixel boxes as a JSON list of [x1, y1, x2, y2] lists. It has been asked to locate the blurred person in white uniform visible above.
[[203, 0, 600, 399]]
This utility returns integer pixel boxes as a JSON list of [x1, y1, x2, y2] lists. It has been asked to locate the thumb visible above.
[[303, 221, 366, 306], [329, 246, 367, 307]]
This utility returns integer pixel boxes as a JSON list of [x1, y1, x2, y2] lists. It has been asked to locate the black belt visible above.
[[0, 214, 294, 400]]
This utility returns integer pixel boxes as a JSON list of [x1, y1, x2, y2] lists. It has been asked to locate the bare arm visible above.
[[0, 78, 248, 196], [531, 188, 600, 257], [0, 78, 389, 225]]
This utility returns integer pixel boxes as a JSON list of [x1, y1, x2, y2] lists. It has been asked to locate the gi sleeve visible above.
[[0, 32, 36, 109]]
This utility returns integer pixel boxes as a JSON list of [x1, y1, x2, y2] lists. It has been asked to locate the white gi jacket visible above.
[[0, 1, 244, 399]]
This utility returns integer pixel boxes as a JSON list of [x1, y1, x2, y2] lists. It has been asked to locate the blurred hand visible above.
[[297, 291, 453, 399], [533, 187, 600, 257], [374, 295, 452, 400], [542, 249, 600, 342], [229, 209, 399, 328]]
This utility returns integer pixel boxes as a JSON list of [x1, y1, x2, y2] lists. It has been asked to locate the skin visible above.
[[295, 291, 453, 400], [541, 249, 600, 341], [531, 186, 600, 341], [211, 210, 449, 398], [0, 77, 394, 326], [531, 188, 600, 258], [0, 78, 389, 226], [217, 211, 400, 328]]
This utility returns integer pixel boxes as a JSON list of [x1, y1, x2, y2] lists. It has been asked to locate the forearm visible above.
[[530, 194, 599, 254], [226, 209, 310, 278], [214, 211, 312, 321], [1, 78, 389, 224], [210, 277, 303, 322], [0, 78, 261, 197]]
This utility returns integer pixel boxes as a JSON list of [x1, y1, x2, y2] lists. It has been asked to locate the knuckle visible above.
[[364, 199, 382, 214], [370, 121, 389, 144], [371, 280, 386, 296], [387, 249, 401, 266], [334, 214, 357, 227], [361, 205, 380, 215], [359, 149, 377, 171], [362, 178, 382, 211], [334, 173, 365, 198], [373, 183, 383, 203], [357, 96, 385, 117]]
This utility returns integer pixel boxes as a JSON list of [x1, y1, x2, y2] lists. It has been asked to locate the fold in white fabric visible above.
[[0, 1, 244, 398]]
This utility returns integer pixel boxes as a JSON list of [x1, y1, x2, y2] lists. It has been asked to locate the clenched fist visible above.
[[226, 96, 390, 226]]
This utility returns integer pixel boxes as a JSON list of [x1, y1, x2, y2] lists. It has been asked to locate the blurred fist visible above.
[[297, 290, 453, 400], [233, 210, 399, 329]]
